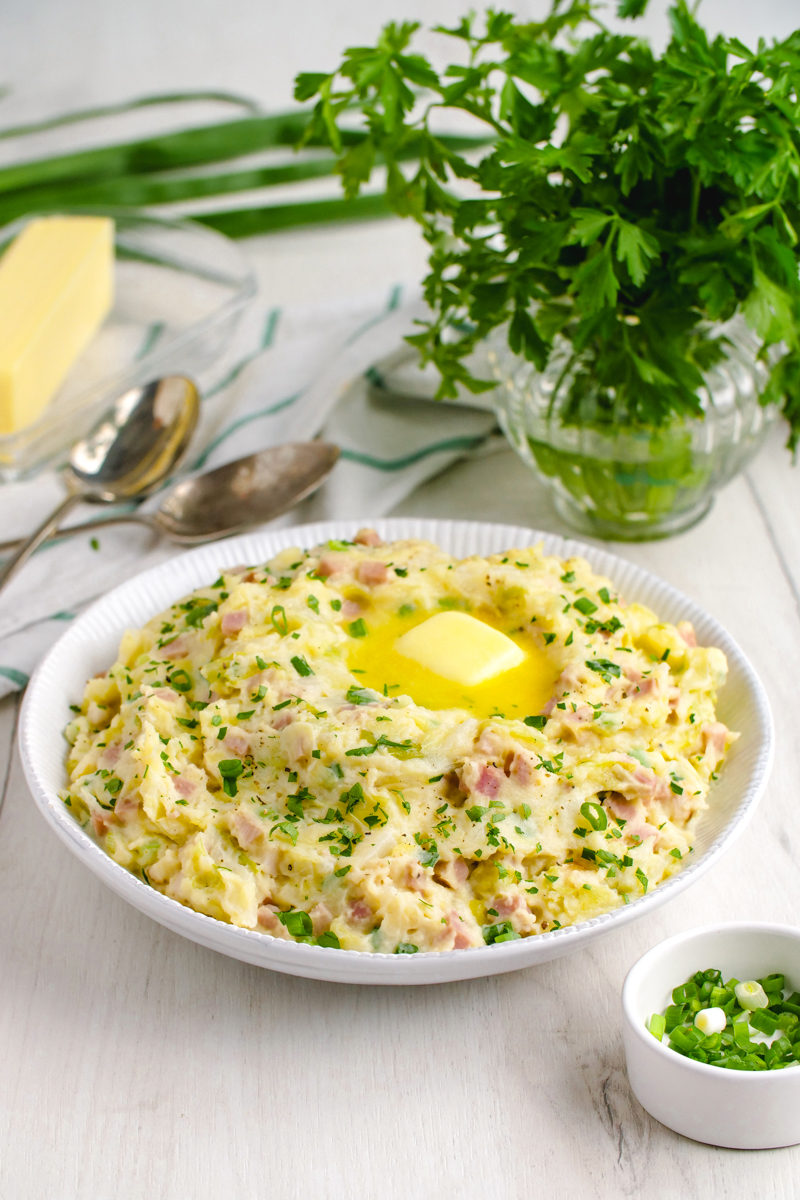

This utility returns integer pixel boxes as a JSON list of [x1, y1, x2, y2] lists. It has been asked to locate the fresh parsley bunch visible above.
[[296, 0, 800, 444]]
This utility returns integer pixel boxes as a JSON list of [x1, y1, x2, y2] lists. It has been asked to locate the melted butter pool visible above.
[[348, 607, 558, 719]]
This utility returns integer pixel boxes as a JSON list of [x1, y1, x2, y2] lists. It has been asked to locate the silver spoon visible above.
[[0, 376, 199, 593], [0, 443, 340, 553]]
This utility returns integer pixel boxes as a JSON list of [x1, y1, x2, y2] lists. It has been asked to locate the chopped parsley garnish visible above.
[[330, 599, 342, 611], [185, 601, 217, 627], [573, 597, 598, 616], [414, 832, 439, 868], [219, 759, 244, 797], [465, 805, 488, 822], [291, 655, 314, 677], [560, 571, 575, 583], [482, 920, 520, 945], [394, 567, 408, 577], [395, 942, 418, 954], [345, 733, 418, 759], [307, 595, 320, 614], [585, 616, 624, 635], [598, 588, 611, 605], [348, 618, 368, 638], [523, 715, 546, 730], [346, 685, 377, 705], [586, 658, 621, 682], [536, 753, 564, 774], [543, 632, 556, 646], [271, 821, 299, 845], [279, 910, 313, 938]]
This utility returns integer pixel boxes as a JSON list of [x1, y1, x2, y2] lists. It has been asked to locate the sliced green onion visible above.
[[648, 1013, 666, 1041], [271, 605, 288, 636], [579, 801, 607, 831], [735, 980, 769, 1011]]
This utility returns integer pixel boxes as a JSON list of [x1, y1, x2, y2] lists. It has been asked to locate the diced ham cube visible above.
[[354, 528, 383, 547], [225, 730, 250, 756], [221, 609, 248, 635], [476, 764, 503, 799], [91, 812, 110, 837], [257, 904, 292, 939], [356, 560, 388, 586], [405, 862, 428, 891], [309, 902, 333, 936], [163, 635, 190, 660], [231, 809, 262, 850], [440, 910, 473, 950], [434, 856, 469, 889], [701, 722, 729, 771], [493, 893, 521, 918], [316, 554, 349, 579], [347, 899, 373, 929]]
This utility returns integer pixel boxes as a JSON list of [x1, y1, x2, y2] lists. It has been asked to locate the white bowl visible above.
[[18, 518, 774, 985], [622, 923, 800, 1148]]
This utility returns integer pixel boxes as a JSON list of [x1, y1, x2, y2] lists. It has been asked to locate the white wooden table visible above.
[[2, 1, 800, 1192]]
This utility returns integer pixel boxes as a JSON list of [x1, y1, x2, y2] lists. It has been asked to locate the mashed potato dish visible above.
[[63, 531, 736, 954]]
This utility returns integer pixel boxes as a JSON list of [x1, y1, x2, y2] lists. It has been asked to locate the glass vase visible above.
[[485, 315, 779, 541]]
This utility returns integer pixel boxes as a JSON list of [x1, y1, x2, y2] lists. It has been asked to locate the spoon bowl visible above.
[[68, 376, 199, 500], [0, 375, 199, 594], [154, 443, 340, 543]]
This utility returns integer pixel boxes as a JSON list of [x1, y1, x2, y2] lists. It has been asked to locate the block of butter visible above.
[[0, 215, 114, 435], [395, 610, 525, 687]]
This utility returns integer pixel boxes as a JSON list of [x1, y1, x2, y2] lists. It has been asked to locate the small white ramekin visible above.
[[622, 923, 800, 1149]]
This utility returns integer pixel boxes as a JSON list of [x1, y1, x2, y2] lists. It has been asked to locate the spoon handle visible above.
[[0, 493, 84, 594], [0, 511, 157, 556]]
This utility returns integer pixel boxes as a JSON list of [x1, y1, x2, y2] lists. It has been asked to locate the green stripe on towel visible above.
[[339, 435, 485, 471], [0, 666, 29, 688]]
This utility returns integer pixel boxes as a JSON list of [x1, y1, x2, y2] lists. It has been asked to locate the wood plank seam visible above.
[[0, 691, 21, 818], [744, 470, 800, 621]]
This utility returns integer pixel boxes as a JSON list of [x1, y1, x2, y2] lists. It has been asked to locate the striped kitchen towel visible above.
[[0, 283, 497, 697]]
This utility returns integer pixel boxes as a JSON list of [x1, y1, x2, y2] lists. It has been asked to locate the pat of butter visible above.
[[0, 216, 114, 435], [394, 611, 525, 687]]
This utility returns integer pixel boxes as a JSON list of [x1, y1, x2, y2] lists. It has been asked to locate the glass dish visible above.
[[0, 210, 256, 482]]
